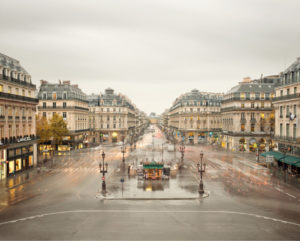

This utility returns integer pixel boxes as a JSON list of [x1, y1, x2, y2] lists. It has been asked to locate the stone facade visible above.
[[164, 89, 223, 144], [221, 76, 280, 152], [37, 80, 91, 150], [273, 57, 300, 156], [0, 53, 38, 179], [88, 88, 148, 143]]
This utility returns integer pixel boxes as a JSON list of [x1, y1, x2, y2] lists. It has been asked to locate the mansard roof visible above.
[[0, 53, 29, 75]]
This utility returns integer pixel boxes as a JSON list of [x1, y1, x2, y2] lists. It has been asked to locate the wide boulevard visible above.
[[0, 125, 299, 240]]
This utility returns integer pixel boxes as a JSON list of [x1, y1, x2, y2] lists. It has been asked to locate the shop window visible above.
[[22, 147, 28, 154], [28, 156, 33, 166], [9, 161, 14, 174], [15, 159, 22, 171]]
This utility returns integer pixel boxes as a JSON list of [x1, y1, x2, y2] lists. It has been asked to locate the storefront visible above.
[[112, 132, 118, 142], [143, 162, 163, 180], [249, 138, 257, 152], [6, 144, 34, 176], [239, 138, 246, 151], [259, 138, 266, 152], [198, 133, 206, 143]]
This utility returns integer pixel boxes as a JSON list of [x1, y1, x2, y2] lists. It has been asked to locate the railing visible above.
[[0, 74, 36, 88], [272, 93, 300, 102], [222, 131, 271, 137], [273, 135, 298, 142], [221, 106, 273, 112], [0, 92, 39, 103], [38, 106, 89, 111], [222, 96, 270, 103], [22, 116, 26, 120]]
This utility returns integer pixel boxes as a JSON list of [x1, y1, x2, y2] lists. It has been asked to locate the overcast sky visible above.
[[1, 0, 300, 114]]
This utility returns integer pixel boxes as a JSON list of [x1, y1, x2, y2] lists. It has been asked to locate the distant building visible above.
[[163, 89, 223, 144], [221, 76, 279, 152], [273, 57, 300, 156], [37, 80, 91, 151], [0, 53, 38, 179], [88, 88, 148, 143]]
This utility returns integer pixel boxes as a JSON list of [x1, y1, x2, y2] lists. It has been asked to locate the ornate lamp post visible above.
[[179, 141, 185, 164], [99, 151, 108, 192], [197, 151, 206, 194], [121, 139, 126, 163]]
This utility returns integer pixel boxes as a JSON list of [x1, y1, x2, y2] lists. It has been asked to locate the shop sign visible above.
[[17, 137, 31, 143]]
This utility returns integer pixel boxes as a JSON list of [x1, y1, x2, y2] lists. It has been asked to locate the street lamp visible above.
[[121, 139, 126, 163], [197, 151, 205, 194], [179, 141, 185, 164], [99, 151, 108, 192]]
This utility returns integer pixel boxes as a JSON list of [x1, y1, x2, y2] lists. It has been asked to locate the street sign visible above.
[[120, 178, 124, 183]]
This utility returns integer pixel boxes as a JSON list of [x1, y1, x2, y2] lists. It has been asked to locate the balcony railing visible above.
[[0, 74, 36, 88], [0, 92, 39, 103], [221, 106, 273, 112], [38, 106, 89, 111], [272, 93, 300, 102], [274, 135, 298, 142]]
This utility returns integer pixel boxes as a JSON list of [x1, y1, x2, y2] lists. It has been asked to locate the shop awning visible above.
[[280, 155, 300, 167], [143, 164, 163, 169], [260, 151, 285, 160]]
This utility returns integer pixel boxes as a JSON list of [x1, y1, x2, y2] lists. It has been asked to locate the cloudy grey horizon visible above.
[[1, 0, 300, 115]]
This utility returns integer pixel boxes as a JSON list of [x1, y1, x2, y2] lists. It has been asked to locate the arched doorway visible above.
[[239, 138, 246, 152], [249, 138, 257, 152], [259, 138, 266, 152]]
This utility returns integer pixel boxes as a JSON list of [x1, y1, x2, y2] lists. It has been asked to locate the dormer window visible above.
[[63, 92, 67, 99], [43, 92, 47, 100], [52, 92, 57, 100]]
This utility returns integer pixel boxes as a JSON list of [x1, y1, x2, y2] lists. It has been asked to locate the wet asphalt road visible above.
[[0, 125, 300, 240]]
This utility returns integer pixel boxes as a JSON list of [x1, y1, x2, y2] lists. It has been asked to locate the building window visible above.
[[8, 86, 11, 94], [241, 124, 245, 132], [107, 116, 110, 121], [52, 92, 57, 100], [113, 124, 116, 128], [241, 103, 245, 108], [261, 102, 264, 108], [107, 124, 109, 129], [280, 90, 283, 97], [63, 102, 67, 108], [241, 113, 245, 120], [251, 102, 254, 108], [63, 92, 67, 99], [15, 88, 19, 95], [43, 112, 46, 117], [240, 93, 245, 100], [287, 88, 290, 95], [280, 106, 283, 118], [293, 124, 297, 139], [280, 124, 283, 137], [286, 124, 290, 137], [43, 102, 46, 108], [251, 124, 255, 132], [28, 91, 31, 97], [63, 112, 67, 119], [260, 92, 264, 99], [0, 85, 3, 92], [294, 105, 297, 116], [286, 105, 290, 117], [53, 102, 56, 108], [107, 108, 109, 112], [22, 89, 25, 96], [294, 87, 297, 94]]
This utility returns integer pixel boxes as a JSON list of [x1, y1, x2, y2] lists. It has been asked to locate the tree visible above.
[[36, 115, 51, 144], [49, 114, 69, 147]]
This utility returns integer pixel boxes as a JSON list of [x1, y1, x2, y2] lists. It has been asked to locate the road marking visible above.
[[286, 193, 296, 199], [0, 210, 299, 227]]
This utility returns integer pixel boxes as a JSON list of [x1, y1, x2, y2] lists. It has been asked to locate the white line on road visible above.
[[0, 210, 299, 227], [286, 193, 296, 199]]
